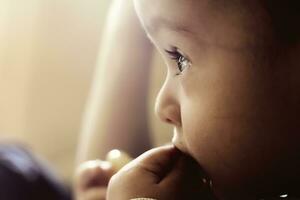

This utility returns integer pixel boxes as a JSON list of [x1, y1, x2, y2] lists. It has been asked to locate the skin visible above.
[[134, 0, 300, 199], [77, 0, 300, 199]]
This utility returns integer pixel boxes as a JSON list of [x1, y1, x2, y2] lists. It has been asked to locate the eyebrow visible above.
[[146, 17, 195, 36]]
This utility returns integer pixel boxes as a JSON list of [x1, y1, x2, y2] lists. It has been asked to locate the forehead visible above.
[[134, 0, 211, 34], [134, 0, 268, 50]]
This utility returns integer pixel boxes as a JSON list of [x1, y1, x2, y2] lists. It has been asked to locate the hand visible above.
[[74, 160, 114, 200], [107, 145, 215, 200]]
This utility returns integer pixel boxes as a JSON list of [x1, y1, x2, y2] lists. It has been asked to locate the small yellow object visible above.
[[106, 149, 132, 172]]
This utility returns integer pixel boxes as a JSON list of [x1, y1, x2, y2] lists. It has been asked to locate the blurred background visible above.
[[0, 0, 171, 185], [0, 0, 111, 183]]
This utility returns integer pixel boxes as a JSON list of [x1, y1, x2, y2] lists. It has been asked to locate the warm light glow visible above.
[[107, 149, 122, 159], [279, 194, 288, 198], [106, 149, 133, 172], [78, 160, 111, 171]]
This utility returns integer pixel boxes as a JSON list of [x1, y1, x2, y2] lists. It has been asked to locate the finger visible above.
[[75, 160, 114, 191], [161, 154, 215, 199], [122, 145, 181, 183], [81, 187, 107, 200], [161, 154, 204, 186]]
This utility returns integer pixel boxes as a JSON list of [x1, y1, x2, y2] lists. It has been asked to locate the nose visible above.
[[155, 77, 181, 127]]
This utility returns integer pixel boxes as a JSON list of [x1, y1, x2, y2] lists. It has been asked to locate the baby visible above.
[[77, 0, 300, 199]]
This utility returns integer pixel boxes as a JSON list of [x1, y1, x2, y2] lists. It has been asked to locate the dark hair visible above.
[[263, 0, 300, 44]]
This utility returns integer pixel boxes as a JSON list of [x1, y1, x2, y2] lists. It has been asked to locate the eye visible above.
[[165, 47, 191, 75]]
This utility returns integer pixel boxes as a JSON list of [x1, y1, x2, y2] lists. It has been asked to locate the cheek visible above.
[[182, 99, 297, 198], [178, 50, 296, 196], [182, 101, 264, 177], [181, 108, 258, 198]]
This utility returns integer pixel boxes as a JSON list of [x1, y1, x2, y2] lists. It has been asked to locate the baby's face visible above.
[[135, 0, 300, 198]]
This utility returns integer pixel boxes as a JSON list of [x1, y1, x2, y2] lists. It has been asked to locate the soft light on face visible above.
[[135, 0, 300, 198]]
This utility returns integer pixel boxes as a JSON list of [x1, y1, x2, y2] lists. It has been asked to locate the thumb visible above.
[[160, 154, 216, 199], [161, 154, 204, 186]]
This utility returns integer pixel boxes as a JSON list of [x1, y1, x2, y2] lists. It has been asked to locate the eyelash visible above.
[[164, 48, 191, 75]]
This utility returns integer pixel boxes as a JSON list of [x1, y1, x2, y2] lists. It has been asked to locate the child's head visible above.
[[134, 0, 300, 198]]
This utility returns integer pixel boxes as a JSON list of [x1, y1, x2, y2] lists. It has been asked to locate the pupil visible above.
[[178, 56, 188, 72], [178, 56, 184, 71]]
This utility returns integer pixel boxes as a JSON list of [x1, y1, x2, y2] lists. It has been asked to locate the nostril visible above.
[[165, 117, 181, 127], [166, 118, 172, 124]]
